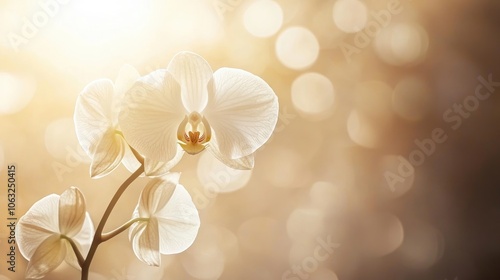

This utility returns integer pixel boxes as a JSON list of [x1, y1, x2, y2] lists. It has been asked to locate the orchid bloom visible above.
[[74, 64, 144, 178], [119, 52, 279, 174], [129, 173, 200, 266], [16, 187, 94, 279]]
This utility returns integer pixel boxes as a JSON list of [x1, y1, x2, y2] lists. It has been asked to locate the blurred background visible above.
[[1, 0, 500, 279]]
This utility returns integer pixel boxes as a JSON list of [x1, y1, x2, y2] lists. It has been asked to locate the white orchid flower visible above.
[[119, 51, 279, 173], [74, 65, 180, 178], [129, 173, 200, 266], [16, 187, 94, 279]]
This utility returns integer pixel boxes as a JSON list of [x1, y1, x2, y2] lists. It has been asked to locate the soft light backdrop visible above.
[[1, 0, 499, 279]]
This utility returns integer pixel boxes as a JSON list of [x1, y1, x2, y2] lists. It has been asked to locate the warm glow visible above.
[[276, 26, 320, 70], [333, 0, 368, 33], [0, 73, 36, 115], [243, 0, 284, 38]]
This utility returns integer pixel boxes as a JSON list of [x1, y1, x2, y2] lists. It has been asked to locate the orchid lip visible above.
[[177, 111, 212, 155]]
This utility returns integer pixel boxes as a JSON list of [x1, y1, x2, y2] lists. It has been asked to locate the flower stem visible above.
[[81, 165, 144, 280], [100, 217, 149, 242], [61, 235, 84, 268]]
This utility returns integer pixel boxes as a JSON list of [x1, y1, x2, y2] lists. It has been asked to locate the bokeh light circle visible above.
[[291, 72, 335, 120], [309, 181, 347, 211], [359, 212, 404, 257], [276, 26, 320, 70], [400, 222, 445, 270], [375, 23, 429, 66], [243, 0, 283, 38], [380, 155, 414, 198], [287, 208, 325, 241], [347, 110, 380, 148], [332, 0, 368, 33], [0, 73, 36, 115]]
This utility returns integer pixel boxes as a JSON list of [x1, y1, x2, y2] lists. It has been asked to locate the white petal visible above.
[[167, 51, 213, 112], [58, 187, 86, 237], [119, 70, 185, 163], [71, 212, 95, 258], [138, 176, 180, 217], [128, 207, 142, 241], [144, 146, 184, 177], [25, 234, 66, 279], [113, 64, 141, 125], [130, 218, 161, 266], [63, 238, 81, 270], [155, 184, 200, 255], [90, 129, 126, 178], [207, 140, 254, 170], [204, 68, 279, 159], [121, 143, 142, 174], [63, 212, 93, 271], [16, 194, 60, 261], [74, 79, 115, 157]]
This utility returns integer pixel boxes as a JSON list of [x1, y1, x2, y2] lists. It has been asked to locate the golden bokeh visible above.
[[0, 0, 498, 279]]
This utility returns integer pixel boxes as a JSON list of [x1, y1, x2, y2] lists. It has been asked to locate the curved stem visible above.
[[81, 165, 144, 280], [101, 217, 149, 242], [61, 235, 84, 268]]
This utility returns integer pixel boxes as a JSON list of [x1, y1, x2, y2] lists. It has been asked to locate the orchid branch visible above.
[[81, 164, 144, 280], [101, 217, 149, 242], [61, 235, 85, 268]]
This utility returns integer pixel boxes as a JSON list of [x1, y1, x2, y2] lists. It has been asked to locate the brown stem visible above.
[[81, 165, 144, 280]]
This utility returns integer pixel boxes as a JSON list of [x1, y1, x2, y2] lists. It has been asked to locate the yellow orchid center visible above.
[[177, 111, 211, 155]]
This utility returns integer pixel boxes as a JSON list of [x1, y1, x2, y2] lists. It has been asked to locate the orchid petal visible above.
[[204, 68, 278, 159], [119, 70, 185, 163], [58, 187, 86, 237], [71, 212, 94, 257], [25, 234, 65, 279], [121, 144, 142, 174], [138, 175, 180, 217], [63, 238, 82, 270], [167, 51, 213, 112], [113, 64, 141, 125], [74, 79, 115, 157], [207, 140, 254, 170], [131, 218, 161, 266], [16, 194, 60, 260], [89, 129, 126, 178], [155, 184, 200, 254], [144, 146, 184, 177]]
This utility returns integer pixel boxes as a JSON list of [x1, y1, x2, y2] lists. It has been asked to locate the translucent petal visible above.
[[128, 208, 142, 240], [25, 234, 66, 279], [130, 218, 161, 266], [167, 51, 213, 112], [89, 129, 126, 178], [121, 143, 142, 174], [71, 212, 94, 258], [155, 184, 200, 255], [58, 187, 86, 237], [138, 175, 180, 217], [63, 238, 81, 270], [113, 64, 141, 125], [16, 194, 60, 260], [144, 146, 184, 177], [204, 68, 279, 159], [207, 140, 254, 170], [119, 70, 185, 163], [74, 79, 115, 157]]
